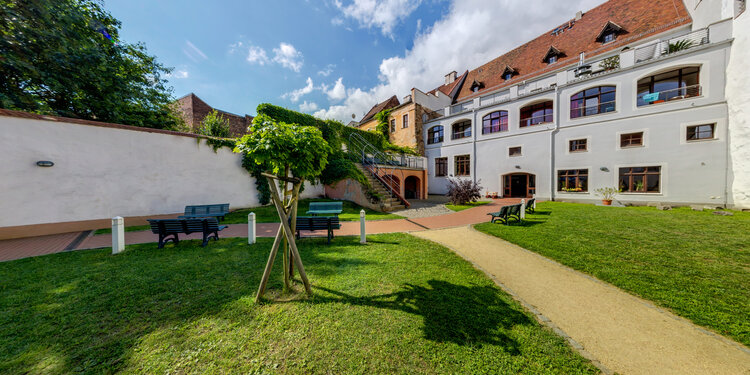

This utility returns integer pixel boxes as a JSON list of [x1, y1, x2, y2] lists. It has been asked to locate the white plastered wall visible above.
[[726, 12, 750, 209]]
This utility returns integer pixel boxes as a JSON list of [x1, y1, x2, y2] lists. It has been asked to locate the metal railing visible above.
[[450, 102, 473, 115], [480, 91, 511, 107], [636, 84, 701, 106], [570, 100, 616, 118], [634, 28, 709, 63], [519, 114, 553, 127], [348, 132, 419, 207]]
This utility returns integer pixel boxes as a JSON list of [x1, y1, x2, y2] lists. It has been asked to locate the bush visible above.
[[198, 110, 230, 138], [446, 177, 483, 205]]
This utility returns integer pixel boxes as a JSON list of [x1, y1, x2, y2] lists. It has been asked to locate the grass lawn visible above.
[[94, 198, 401, 234], [445, 200, 490, 212], [475, 202, 750, 347], [0, 234, 597, 374]]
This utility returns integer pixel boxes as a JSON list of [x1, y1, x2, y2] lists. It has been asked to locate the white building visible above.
[[423, 0, 749, 208]]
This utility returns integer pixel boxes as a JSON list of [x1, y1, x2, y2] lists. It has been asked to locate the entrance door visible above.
[[404, 176, 420, 199], [503, 173, 536, 197]]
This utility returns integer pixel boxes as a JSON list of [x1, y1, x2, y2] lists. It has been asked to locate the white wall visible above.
[[0, 115, 324, 227], [726, 11, 750, 208]]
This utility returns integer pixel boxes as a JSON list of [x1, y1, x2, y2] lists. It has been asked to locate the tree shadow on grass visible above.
[[308, 280, 532, 353]]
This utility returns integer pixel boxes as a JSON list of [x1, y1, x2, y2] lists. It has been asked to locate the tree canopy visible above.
[[234, 114, 331, 180], [198, 110, 231, 138], [0, 0, 181, 129]]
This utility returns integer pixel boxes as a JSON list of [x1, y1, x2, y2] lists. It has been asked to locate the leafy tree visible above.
[[374, 109, 391, 141], [0, 0, 182, 129], [446, 177, 483, 205], [198, 110, 230, 138]]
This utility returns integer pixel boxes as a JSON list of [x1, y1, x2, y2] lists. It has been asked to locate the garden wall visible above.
[[0, 110, 323, 239]]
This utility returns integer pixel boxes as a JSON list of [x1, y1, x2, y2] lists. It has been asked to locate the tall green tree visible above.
[[0, 0, 182, 129]]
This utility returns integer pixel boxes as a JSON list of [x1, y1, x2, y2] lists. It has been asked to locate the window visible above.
[[558, 169, 588, 192], [569, 139, 587, 152], [620, 132, 643, 147], [435, 157, 448, 177], [402, 114, 409, 128], [427, 125, 444, 144], [503, 72, 513, 80], [546, 55, 558, 64], [602, 32, 616, 43], [570, 86, 616, 118], [520, 101, 553, 127], [452, 120, 472, 140], [390, 119, 396, 133], [509, 146, 522, 157], [687, 124, 715, 141], [637, 67, 700, 106], [619, 166, 661, 193], [455, 155, 470, 176], [482, 111, 509, 134]]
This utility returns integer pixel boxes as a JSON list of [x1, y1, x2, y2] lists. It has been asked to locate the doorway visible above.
[[502, 173, 536, 197], [404, 176, 421, 199]]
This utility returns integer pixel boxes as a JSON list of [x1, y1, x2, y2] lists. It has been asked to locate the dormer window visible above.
[[470, 80, 484, 92], [542, 46, 564, 65], [596, 21, 625, 44], [502, 66, 517, 81]]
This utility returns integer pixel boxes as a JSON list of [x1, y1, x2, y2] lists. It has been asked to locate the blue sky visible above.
[[106, 0, 602, 122]]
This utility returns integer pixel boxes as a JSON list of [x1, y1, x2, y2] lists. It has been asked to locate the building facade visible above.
[[173, 93, 253, 137], [422, 0, 749, 208]]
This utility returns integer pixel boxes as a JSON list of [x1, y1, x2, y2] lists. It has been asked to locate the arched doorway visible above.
[[502, 173, 536, 197], [404, 176, 421, 199]]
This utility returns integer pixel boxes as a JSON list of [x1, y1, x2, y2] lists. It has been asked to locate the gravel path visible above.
[[414, 226, 750, 375]]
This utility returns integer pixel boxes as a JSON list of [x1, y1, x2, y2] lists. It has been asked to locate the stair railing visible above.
[[347, 132, 410, 208]]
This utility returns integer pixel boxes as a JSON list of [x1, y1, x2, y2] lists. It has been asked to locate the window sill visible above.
[[519, 122, 552, 128], [557, 191, 589, 194], [568, 150, 588, 153], [618, 192, 662, 196], [619, 145, 644, 149], [686, 138, 717, 143]]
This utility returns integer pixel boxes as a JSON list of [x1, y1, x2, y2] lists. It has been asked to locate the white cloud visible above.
[[282, 77, 315, 102], [326, 77, 347, 101], [273, 42, 304, 72], [334, 0, 423, 37], [168, 69, 189, 79], [183, 40, 208, 62], [331, 17, 344, 26], [246, 45, 270, 65], [300, 101, 319, 112], [228, 41, 243, 54], [314, 0, 602, 122], [318, 64, 336, 77]]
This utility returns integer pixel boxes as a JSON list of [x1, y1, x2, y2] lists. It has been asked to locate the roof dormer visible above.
[[542, 46, 565, 64], [596, 21, 625, 44], [469, 80, 484, 93], [502, 66, 517, 81]]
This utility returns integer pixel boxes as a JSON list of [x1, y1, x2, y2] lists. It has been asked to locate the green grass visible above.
[[0, 234, 597, 374], [93, 199, 401, 235], [445, 200, 490, 212], [475, 202, 750, 347]]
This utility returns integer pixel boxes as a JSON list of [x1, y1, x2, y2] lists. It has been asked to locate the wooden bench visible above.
[[487, 204, 522, 225], [178, 203, 230, 221], [306, 201, 343, 216], [294, 216, 341, 244], [147, 218, 227, 248], [525, 198, 535, 213]]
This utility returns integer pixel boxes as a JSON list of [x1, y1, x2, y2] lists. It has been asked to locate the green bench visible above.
[[147, 218, 227, 248], [525, 198, 536, 213], [487, 204, 522, 225], [306, 201, 343, 216], [178, 203, 230, 221], [294, 216, 341, 244]]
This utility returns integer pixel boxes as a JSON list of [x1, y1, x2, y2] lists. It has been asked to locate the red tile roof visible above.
[[360, 95, 401, 123], [427, 70, 469, 100], [444, 0, 691, 103]]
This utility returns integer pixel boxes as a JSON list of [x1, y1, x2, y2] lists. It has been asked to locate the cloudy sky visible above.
[[107, 0, 603, 123]]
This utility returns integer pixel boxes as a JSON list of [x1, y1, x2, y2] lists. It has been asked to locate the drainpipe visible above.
[[550, 85, 561, 201], [472, 103, 478, 185]]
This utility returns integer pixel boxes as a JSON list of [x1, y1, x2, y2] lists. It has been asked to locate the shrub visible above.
[[374, 109, 391, 141], [198, 110, 230, 138], [446, 177, 483, 205]]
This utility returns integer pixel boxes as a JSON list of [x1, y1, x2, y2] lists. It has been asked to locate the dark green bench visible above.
[[294, 216, 341, 244], [178, 203, 230, 221], [525, 198, 535, 213], [306, 201, 343, 216], [147, 218, 227, 248], [487, 204, 522, 225]]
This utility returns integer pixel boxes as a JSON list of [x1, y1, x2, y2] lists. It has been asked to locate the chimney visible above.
[[575, 11, 583, 21], [445, 71, 457, 85], [403, 94, 412, 103]]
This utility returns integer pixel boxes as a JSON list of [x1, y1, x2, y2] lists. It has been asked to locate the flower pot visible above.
[[602, 199, 613, 206]]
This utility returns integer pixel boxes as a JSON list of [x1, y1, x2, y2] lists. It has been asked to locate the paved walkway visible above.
[[413, 226, 750, 375]]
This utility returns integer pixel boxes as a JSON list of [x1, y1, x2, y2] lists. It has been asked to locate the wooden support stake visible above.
[[255, 224, 284, 302], [268, 179, 312, 295]]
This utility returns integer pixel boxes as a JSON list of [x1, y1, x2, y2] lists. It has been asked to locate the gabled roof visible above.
[[360, 95, 400, 123], [453, 0, 690, 103], [427, 70, 469, 103], [596, 21, 627, 42], [542, 46, 565, 62]]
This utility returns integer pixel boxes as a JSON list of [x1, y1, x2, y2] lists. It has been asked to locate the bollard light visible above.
[[248, 212, 256, 244], [520, 199, 526, 220], [111, 216, 125, 254], [359, 209, 366, 244]]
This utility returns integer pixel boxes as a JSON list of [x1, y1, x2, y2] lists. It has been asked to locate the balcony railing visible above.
[[519, 114, 553, 127], [450, 102, 473, 115], [636, 84, 701, 106], [634, 28, 709, 63], [570, 100, 616, 118]]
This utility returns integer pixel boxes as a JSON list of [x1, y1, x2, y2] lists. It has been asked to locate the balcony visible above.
[[450, 102, 473, 115], [634, 28, 709, 64], [636, 84, 701, 106]]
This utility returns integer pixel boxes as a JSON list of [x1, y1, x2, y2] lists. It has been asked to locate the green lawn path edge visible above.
[[0, 234, 598, 374], [474, 201, 750, 347], [445, 200, 490, 212]]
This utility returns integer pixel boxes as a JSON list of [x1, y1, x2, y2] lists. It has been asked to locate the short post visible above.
[[111, 216, 125, 254], [520, 199, 526, 220], [359, 209, 366, 244], [248, 212, 256, 244]]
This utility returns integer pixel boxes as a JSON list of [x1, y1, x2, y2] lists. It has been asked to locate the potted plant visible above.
[[595, 187, 621, 206]]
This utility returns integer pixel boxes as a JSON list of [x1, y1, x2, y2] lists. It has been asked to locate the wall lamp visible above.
[[515, 165, 521, 169], [600, 167, 609, 172], [36, 161, 54, 167]]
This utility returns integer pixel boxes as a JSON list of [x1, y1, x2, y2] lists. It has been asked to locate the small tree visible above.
[[234, 114, 331, 300], [198, 110, 231, 137], [374, 109, 392, 141], [446, 177, 482, 205]]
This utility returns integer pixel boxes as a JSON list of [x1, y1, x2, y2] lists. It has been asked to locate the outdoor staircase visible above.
[[354, 163, 406, 212]]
